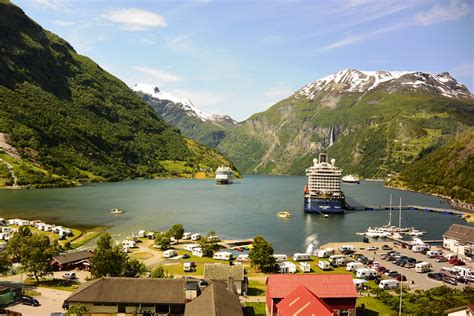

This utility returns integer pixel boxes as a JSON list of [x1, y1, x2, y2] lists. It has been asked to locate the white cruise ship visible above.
[[215, 166, 233, 184], [304, 152, 345, 214]]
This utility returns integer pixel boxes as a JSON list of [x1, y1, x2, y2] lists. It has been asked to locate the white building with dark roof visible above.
[[443, 224, 474, 258]]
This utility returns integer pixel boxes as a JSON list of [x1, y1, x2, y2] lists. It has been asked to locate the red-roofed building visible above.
[[276, 285, 335, 316], [266, 274, 357, 316]]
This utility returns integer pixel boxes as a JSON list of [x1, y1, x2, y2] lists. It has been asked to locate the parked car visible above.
[[386, 256, 396, 262], [395, 274, 407, 281], [442, 276, 458, 285], [428, 272, 444, 281], [382, 245, 392, 250], [367, 246, 378, 251], [436, 256, 448, 262], [386, 271, 399, 277], [364, 274, 378, 281], [449, 259, 465, 266], [62, 301, 69, 310], [182, 254, 190, 259], [19, 296, 40, 306], [405, 262, 415, 269]]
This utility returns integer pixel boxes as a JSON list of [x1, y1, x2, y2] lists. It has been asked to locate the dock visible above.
[[348, 204, 466, 215], [219, 239, 253, 249]]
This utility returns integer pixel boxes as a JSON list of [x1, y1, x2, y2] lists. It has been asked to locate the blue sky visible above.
[[14, 0, 474, 120]]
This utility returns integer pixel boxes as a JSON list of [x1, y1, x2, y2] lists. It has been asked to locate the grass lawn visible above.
[[70, 226, 107, 248], [162, 263, 204, 277], [25, 278, 80, 292], [247, 280, 266, 296], [357, 297, 396, 316], [129, 251, 153, 260], [244, 302, 266, 316]]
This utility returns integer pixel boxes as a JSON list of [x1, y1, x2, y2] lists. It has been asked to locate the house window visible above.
[[118, 304, 125, 313]]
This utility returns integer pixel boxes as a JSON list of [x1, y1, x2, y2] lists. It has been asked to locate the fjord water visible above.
[[0, 176, 468, 253]]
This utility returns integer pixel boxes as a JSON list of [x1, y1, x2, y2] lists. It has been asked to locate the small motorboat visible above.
[[323, 214, 329, 218], [277, 211, 292, 218], [110, 208, 124, 214]]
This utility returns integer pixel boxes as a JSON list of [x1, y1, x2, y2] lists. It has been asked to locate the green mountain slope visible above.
[[0, 1, 237, 188], [388, 129, 474, 203]]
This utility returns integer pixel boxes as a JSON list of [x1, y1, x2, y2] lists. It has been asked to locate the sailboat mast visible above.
[[398, 197, 402, 228], [388, 194, 392, 226]]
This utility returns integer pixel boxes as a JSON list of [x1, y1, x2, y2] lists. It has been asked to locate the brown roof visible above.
[[66, 277, 186, 304], [443, 224, 474, 245], [184, 281, 242, 316], [52, 250, 93, 265], [203, 263, 244, 282]]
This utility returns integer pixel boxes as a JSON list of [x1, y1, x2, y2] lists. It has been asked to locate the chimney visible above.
[[227, 276, 235, 293]]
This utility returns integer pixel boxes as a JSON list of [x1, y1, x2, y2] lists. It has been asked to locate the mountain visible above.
[[132, 83, 237, 148], [0, 1, 237, 188]]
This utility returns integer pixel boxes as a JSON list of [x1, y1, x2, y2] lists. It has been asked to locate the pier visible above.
[[219, 239, 253, 249], [348, 204, 466, 215]]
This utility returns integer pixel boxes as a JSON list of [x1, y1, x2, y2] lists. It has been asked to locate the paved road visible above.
[[8, 287, 70, 316]]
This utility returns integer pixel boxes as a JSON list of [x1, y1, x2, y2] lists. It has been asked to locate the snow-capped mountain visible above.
[[297, 69, 472, 100], [132, 83, 236, 124]]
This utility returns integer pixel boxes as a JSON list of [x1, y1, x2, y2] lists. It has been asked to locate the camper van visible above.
[[316, 248, 335, 258], [237, 254, 250, 262], [147, 232, 156, 240], [445, 253, 458, 261], [277, 262, 297, 273], [208, 235, 220, 242], [299, 262, 311, 273], [58, 230, 66, 240], [346, 262, 365, 272], [339, 245, 355, 253], [163, 250, 177, 258], [453, 267, 474, 279], [426, 250, 442, 258], [412, 245, 429, 253], [138, 230, 146, 238], [192, 247, 203, 257], [329, 255, 346, 263], [355, 268, 377, 278], [191, 233, 201, 241], [293, 253, 311, 261], [184, 244, 198, 252], [183, 262, 196, 272], [182, 232, 192, 240], [415, 262, 431, 273], [213, 252, 233, 261], [273, 254, 288, 263], [317, 261, 330, 271], [122, 240, 136, 248], [379, 279, 400, 289]]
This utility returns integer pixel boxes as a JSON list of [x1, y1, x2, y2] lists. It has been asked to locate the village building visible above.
[[184, 281, 243, 316], [445, 304, 474, 316], [443, 224, 474, 258], [266, 274, 357, 316], [203, 263, 248, 295], [50, 250, 93, 271]]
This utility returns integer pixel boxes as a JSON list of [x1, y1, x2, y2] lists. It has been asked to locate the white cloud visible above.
[[170, 89, 229, 110], [415, 0, 471, 26], [165, 34, 192, 50], [451, 62, 474, 77], [263, 86, 294, 99], [101, 8, 167, 31], [133, 66, 182, 83], [32, 0, 64, 10]]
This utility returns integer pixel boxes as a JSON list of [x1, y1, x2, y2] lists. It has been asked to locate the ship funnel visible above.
[[313, 158, 318, 165], [331, 159, 335, 165]]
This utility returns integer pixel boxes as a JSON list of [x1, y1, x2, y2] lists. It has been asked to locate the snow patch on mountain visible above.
[[297, 69, 472, 100], [132, 83, 235, 123]]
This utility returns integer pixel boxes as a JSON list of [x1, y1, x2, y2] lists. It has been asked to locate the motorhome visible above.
[[277, 261, 297, 273], [183, 262, 196, 272], [170, 237, 177, 244], [147, 232, 155, 240], [346, 262, 365, 272], [445, 253, 458, 261], [299, 262, 311, 273], [184, 244, 198, 252], [191, 233, 202, 241], [182, 232, 192, 240], [213, 251, 233, 261], [426, 250, 442, 258], [293, 253, 311, 261], [379, 279, 400, 289], [192, 247, 203, 257], [273, 254, 288, 262], [237, 254, 250, 262], [453, 267, 474, 279], [138, 230, 146, 238], [316, 248, 335, 258], [415, 262, 432, 273], [412, 245, 429, 253], [1, 227, 14, 234], [58, 230, 66, 240], [163, 250, 177, 258], [208, 235, 220, 242], [122, 240, 136, 248], [339, 245, 355, 252], [317, 261, 330, 270], [329, 255, 346, 263], [355, 268, 377, 278]]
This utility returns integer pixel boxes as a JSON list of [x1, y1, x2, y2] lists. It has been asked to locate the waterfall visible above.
[[328, 126, 335, 147]]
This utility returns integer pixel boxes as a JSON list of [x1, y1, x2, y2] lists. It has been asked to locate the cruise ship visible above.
[[215, 166, 233, 184], [304, 152, 345, 214]]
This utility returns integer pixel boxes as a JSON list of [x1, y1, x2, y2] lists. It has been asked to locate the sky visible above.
[[13, 0, 474, 121]]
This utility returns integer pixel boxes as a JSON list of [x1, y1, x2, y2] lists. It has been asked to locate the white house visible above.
[[443, 224, 474, 258]]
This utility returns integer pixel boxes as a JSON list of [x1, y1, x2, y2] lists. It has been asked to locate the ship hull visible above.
[[216, 179, 232, 185], [304, 196, 345, 214]]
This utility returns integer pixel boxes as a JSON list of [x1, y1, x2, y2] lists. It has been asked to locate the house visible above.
[[445, 304, 474, 316], [184, 281, 243, 316], [276, 286, 335, 316], [203, 263, 248, 295], [266, 274, 357, 316], [50, 250, 93, 271], [65, 278, 187, 315], [443, 224, 474, 258]]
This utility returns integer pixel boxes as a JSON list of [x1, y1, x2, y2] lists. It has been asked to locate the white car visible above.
[[367, 246, 378, 251]]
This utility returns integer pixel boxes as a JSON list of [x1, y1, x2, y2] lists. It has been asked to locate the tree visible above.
[[150, 264, 173, 279], [123, 258, 147, 277], [21, 235, 61, 282], [169, 224, 184, 240], [90, 234, 127, 278], [6, 226, 32, 261], [0, 252, 11, 275], [66, 303, 88, 315], [154, 231, 172, 250], [198, 231, 220, 257], [248, 235, 276, 272]]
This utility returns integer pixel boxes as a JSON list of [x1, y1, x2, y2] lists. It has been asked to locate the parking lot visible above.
[[356, 242, 473, 290]]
